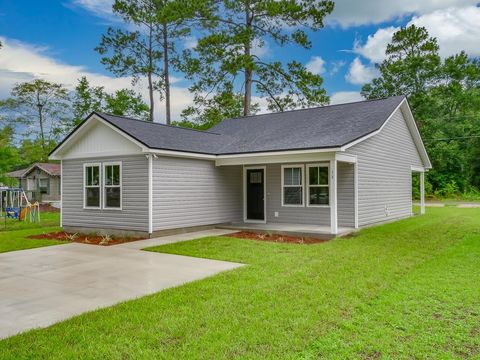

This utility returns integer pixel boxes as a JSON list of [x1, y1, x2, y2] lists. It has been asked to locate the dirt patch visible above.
[[39, 204, 60, 212], [28, 231, 145, 246], [227, 231, 329, 245]]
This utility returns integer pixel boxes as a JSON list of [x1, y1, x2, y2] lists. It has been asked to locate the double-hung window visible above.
[[282, 165, 304, 206], [307, 164, 329, 206], [103, 162, 122, 209], [84, 164, 101, 208]]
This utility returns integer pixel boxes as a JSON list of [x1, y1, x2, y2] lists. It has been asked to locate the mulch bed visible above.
[[228, 231, 329, 245], [28, 232, 145, 246]]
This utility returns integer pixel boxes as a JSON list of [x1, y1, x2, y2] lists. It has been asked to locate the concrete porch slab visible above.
[[217, 223, 355, 239]]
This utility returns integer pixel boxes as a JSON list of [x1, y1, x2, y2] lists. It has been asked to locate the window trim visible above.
[[306, 163, 330, 208], [281, 164, 305, 207], [83, 163, 101, 209], [38, 178, 50, 195], [102, 161, 122, 210]]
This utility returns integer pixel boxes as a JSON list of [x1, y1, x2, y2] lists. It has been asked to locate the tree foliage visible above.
[[96, 0, 192, 124], [72, 77, 149, 128], [180, 0, 333, 125], [0, 126, 21, 186], [362, 25, 480, 197], [1, 79, 70, 156]]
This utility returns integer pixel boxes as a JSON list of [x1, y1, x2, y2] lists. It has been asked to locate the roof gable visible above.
[[50, 114, 144, 160]]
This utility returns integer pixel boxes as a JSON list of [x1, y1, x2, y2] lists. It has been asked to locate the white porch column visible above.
[[148, 154, 153, 234], [330, 159, 338, 235], [420, 171, 425, 215]]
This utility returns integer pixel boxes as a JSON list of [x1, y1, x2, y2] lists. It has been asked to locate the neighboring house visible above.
[[49, 96, 431, 237], [7, 163, 61, 203]]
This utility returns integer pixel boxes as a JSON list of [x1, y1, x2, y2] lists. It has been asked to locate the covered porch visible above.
[[215, 150, 362, 236], [217, 222, 354, 240]]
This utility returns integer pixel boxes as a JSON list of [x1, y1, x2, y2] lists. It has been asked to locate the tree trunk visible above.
[[147, 26, 155, 122], [163, 22, 171, 125], [36, 92, 46, 152], [243, 0, 253, 117], [147, 72, 154, 122]]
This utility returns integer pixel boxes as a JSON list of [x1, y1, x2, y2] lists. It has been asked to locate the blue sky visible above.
[[0, 0, 479, 122]]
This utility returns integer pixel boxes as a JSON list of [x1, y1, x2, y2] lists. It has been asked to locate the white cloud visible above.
[[251, 39, 271, 57], [305, 56, 326, 75], [329, 60, 346, 75], [353, 27, 398, 64], [183, 36, 198, 50], [345, 57, 378, 85], [0, 36, 192, 123], [353, 6, 480, 63], [330, 91, 364, 105], [328, 0, 478, 27], [409, 6, 480, 57], [67, 0, 114, 19]]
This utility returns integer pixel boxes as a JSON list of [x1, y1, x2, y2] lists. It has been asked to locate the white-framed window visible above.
[[307, 163, 329, 207], [84, 163, 101, 209], [39, 178, 49, 194], [281, 164, 304, 206], [103, 162, 122, 210]]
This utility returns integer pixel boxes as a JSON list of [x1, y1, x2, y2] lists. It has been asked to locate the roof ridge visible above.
[[95, 112, 223, 136], [219, 95, 405, 123]]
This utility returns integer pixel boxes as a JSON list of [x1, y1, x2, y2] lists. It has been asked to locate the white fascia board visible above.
[[335, 153, 357, 164], [216, 149, 338, 166], [401, 101, 432, 169], [145, 148, 216, 160], [411, 165, 425, 172]]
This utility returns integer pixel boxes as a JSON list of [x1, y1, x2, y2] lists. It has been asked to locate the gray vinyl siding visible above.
[[337, 162, 355, 227], [265, 163, 330, 226], [152, 157, 242, 231], [62, 155, 149, 231], [346, 107, 424, 226]]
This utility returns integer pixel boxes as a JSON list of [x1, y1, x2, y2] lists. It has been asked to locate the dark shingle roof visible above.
[[93, 96, 405, 155]]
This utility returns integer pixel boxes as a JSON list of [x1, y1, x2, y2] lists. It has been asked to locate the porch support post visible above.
[[330, 159, 338, 235], [148, 154, 153, 235], [420, 171, 425, 215]]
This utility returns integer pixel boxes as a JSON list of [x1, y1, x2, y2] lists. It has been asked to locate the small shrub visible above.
[[99, 234, 112, 245], [65, 233, 78, 242]]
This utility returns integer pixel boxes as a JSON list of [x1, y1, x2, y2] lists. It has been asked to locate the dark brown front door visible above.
[[246, 169, 265, 221]]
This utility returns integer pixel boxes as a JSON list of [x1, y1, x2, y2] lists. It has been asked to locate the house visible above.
[[49, 96, 431, 238], [7, 163, 61, 204]]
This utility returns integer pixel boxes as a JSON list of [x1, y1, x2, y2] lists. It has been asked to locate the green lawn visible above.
[[0, 207, 479, 359], [0, 212, 63, 253]]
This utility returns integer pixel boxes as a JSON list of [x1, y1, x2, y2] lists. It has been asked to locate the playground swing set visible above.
[[0, 187, 41, 228]]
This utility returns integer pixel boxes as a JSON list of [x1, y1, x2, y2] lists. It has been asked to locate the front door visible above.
[[246, 168, 265, 221]]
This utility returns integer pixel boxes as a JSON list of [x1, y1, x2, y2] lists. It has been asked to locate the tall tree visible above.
[[182, 0, 334, 117], [96, 0, 191, 124], [72, 77, 150, 128], [1, 79, 70, 153], [0, 126, 21, 186], [361, 25, 440, 115]]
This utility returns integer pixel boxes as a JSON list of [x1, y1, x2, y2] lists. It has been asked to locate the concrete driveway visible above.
[[0, 229, 240, 339]]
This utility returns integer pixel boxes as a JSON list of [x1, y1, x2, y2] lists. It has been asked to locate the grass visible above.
[[0, 211, 63, 253], [0, 207, 479, 359], [0, 211, 60, 232]]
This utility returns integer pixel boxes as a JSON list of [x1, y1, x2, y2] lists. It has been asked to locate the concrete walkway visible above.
[[0, 229, 239, 339]]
